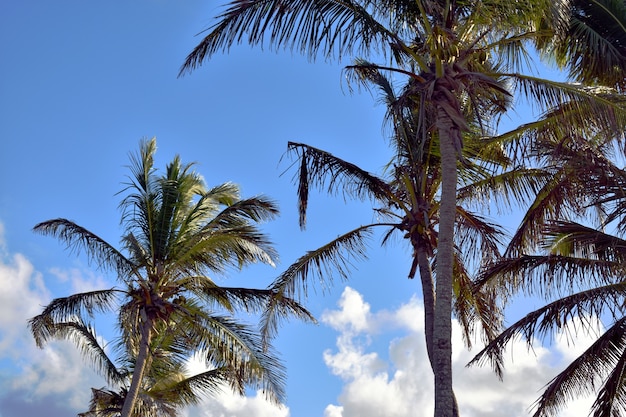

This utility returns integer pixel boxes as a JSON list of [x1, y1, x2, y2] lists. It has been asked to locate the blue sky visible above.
[[0, 1, 600, 417]]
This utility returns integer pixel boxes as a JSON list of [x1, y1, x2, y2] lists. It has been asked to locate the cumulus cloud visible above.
[[0, 243, 102, 416], [321, 286, 596, 417]]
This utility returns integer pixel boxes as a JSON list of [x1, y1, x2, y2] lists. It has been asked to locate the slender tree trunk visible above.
[[417, 246, 435, 367], [433, 106, 457, 417], [417, 240, 459, 417], [121, 310, 153, 417]]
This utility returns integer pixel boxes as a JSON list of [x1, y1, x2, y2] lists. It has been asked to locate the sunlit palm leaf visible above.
[[186, 312, 286, 404]]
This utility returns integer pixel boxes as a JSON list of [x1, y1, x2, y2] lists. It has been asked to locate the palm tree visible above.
[[29, 138, 313, 417], [178, 1, 626, 415], [266, 66, 562, 415]]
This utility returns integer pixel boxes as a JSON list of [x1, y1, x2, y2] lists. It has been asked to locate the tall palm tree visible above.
[[266, 67, 558, 415], [178, 1, 626, 415], [29, 138, 313, 417]]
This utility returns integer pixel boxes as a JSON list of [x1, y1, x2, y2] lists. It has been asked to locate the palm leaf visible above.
[[184, 312, 286, 404], [470, 282, 626, 378], [285, 141, 394, 228], [178, 0, 401, 75], [267, 224, 377, 299], [33, 219, 137, 279], [39, 319, 125, 385], [29, 288, 121, 347], [531, 317, 626, 417]]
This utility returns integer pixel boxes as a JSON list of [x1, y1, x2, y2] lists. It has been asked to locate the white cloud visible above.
[[49, 266, 112, 293], [0, 252, 50, 358], [321, 286, 597, 417], [0, 247, 102, 416]]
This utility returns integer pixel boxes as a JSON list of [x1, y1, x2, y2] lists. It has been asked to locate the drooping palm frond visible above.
[[528, 316, 626, 417], [33, 219, 137, 279], [544, 221, 626, 262], [470, 282, 626, 378], [79, 387, 125, 417], [477, 253, 623, 301], [454, 206, 506, 265], [505, 74, 626, 136], [178, 0, 411, 75], [267, 224, 378, 299], [549, 0, 626, 90], [504, 168, 584, 257], [183, 311, 286, 404], [35, 319, 125, 385], [457, 168, 552, 213], [452, 253, 503, 349], [285, 141, 394, 228], [29, 288, 121, 347], [182, 284, 316, 335], [150, 367, 232, 407]]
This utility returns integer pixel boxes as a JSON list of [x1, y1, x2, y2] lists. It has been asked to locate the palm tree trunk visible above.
[[120, 310, 153, 417], [417, 234, 459, 417], [416, 246, 435, 367], [433, 106, 457, 417]]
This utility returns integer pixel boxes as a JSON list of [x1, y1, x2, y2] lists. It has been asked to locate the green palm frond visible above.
[[185, 312, 286, 404], [171, 198, 280, 273], [453, 256, 503, 349], [29, 288, 121, 347], [178, 225, 278, 273], [505, 74, 626, 135], [79, 387, 125, 417], [457, 168, 552, 213], [38, 319, 125, 385], [178, 0, 403, 75], [455, 206, 506, 265], [268, 224, 377, 299], [259, 288, 318, 345], [545, 221, 626, 262], [550, 0, 626, 89], [505, 169, 581, 256], [33, 219, 137, 279], [150, 367, 232, 406], [477, 254, 623, 300]]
